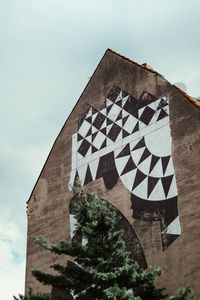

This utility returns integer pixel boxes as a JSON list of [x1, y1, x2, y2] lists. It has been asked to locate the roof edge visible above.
[[173, 85, 200, 109]]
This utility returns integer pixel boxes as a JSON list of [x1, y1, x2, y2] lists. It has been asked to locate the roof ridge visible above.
[[107, 49, 200, 110]]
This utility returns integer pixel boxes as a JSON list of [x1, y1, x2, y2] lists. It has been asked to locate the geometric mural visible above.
[[68, 85, 181, 262]]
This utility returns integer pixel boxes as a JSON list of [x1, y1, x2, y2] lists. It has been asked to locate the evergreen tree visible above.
[[15, 178, 195, 300]]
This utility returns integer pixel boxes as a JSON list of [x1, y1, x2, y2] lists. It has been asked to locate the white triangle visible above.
[[149, 158, 163, 177], [85, 135, 92, 143], [122, 109, 129, 118], [120, 168, 137, 192], [115, 155, 130, 175], [92, 126, 98, 134], [85, 107, 92, 118], [116, 90, 122, 102], [147, 102, 157, 111], [132, 176, 148, 199], [89, 159, 100, 180], [77, 164, 88, 184], [115, 119, 122, 128], [167, 216, 181, 235], [148, 178, 166, 201], [139, 120, 147, 130], [164, 157, 174, 177], [122, 95, 129, 107], [154, 98, 162, 110], [92, 113, 98, 123], [138, 106, 146, 118], [100, 108, 107, 116], [131, 147, 145, 166], [115, 130, 123, 142], [85, 146, 92, 157], [106, 137, 113, 146], [166, 176, 178, 199], [123, 115, 138, 133], [137, 154, 152, 176], [100, 119, 107, 130], [106, 98, 113, 107]]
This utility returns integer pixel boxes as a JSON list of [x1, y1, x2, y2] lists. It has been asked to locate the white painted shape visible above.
[[85, 135, 92, 143], [85, 107, 92, 118], [139, 120, 147, 130], [122, 95, 129, 107], [115, 130, 123, 142], [145, 125, 171, 157], [82, 238, 88, 246], [72, 134, 77, 170], [100, 108, 107, 116], [78, 120, 91, 138], [116, 90, 122, 102], [166, 176, 178, 199], [167, 216, 181, 235], [131, 147, 145, 166], [89, 159, 99, 180], [106, 124, 113, 135], [115, 119, 123, 128], [107, 103, 121, 122], [68, 170, 76, 189], [77, 164, 88, 185], [70, 214, 77, 239], [147, 101, 157, 111], [137, 154, 152, 176], [164, 157, 174, 177], [106, 136, 113, 146], [120, 169, 137, 192], [148, 111, 159, 126], [121, 108, 129, 118], [100, 119, 107, 129], [93, 131, 106, 149], [85, 146, 92, 157], [114, 145, 125, 157], [92, 112, 98, 123], [115, 155, 130, 175], [77, 152, 83, 161], [92, 125, 98, 134], [106, 98, 113, 107], [148, 178, 166, 201], [132, 176, 148, 199], [138, 107, 146, 118], [153, 98, 163, 110], [149, 158, 163, 178], [123, 115, 138, 133]]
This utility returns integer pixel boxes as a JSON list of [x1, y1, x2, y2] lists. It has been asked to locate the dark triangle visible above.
[[92, 145, 98, 153], [100, 127, 107, 135], [116, 144, 130, 158], [149, 155, 160, 174], [92, 132, 98, 142], [161, 175, 174, 198], [77, 133, 84, 141], [122, 129, 129, 138], [121, 157, 137, 175], [116, 110, 122, 121], [157, 109, 168, 121], [73, 170, 79, 185], [85, 116, 92, 124], [132, 137, 145, 151], [157, 98, 168, 110], [162, 156, 171, 175], [100, 138, 106, 149], [86, 127, 92, 137], [92, 107, 98, 114], [107, 118, 113, 126], [147, 177, 160, 198], [122, 90, 129, 98], [122, 115, 129, 126], [84, 165, 93, 185], [116, 99, 122, 108], [132, 169, 147, 191], [106, 105, 113, 115], [138, 148, 151, 165], [132, 121, 139, 133]]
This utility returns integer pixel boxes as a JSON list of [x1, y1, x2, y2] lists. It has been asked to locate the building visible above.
[[25, 49, 200, 298]]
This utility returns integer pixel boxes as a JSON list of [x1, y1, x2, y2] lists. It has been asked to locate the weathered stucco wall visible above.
[[25, 50, 200, 297]]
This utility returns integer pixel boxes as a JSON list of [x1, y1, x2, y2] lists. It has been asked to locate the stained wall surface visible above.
[[25, 50, 200, 297]]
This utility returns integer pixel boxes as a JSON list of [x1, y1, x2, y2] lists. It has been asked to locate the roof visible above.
[[107, 49, 200, 109]]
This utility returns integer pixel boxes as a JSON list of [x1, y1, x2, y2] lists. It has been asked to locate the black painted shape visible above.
[[161, 156, 171, 175], [78, 139, 91, 157], [103, 169, 119, 189], [161, 175, 174, 198], [86, 127, 92, 137], [116, 100, 122, 108], [121, 157, 137, 175], [132, 137, 145, 151], [96, 151, 116, 180], [139, 106, 155, 125], [78, 115, 85, 130], [132, 169, 146, 191], [106, 104, 113, 115], [108, 123, 121, 141], [84, 165, 93, 185], [122, 115, 129, 126], [122, 90, 129, 98], [147, 177, 160, 198], [85, 115, 92, 124], [92, 132, 98, 141], [138, 148, 151, 165], [132, 121, 139, 133], [100, 138, 107, 149], [123, 97, 138, 119], [73, 170, 79, 186], [100, 127, 107, 135], [116, 144, 130, 158], [107, 86, 121, 102], [116, 109, 122, 121], [107, 117, 113, 126], [77, 133, 84, 142], [92, 107, 98, 114], [92, 112, 106, 130], [131, 195, 178, 229], [162, 234, 179, 250], [52, 283, 73, 300], [149, 155, 160, 174], [122, 129, 129, 138], [157, 108, 168, 121], [92, 145, 98, 153], [157, 98, 168, 110]]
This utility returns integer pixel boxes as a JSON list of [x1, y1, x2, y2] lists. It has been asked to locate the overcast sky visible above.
[[0, 0, 199, 299]]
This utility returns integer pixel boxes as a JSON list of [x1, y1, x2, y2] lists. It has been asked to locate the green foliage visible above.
[[15, 177, 196, 300], [13, 287, 58, 300]]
